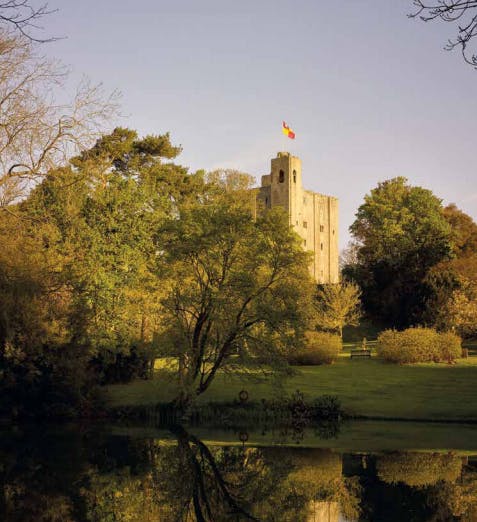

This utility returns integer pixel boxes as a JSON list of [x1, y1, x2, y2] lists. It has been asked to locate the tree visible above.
[[377, 452, 462, 487], [344, 177, 453, 327], [424, 205, 477, 330], [20, 128, 196, 380], [0, 1, 56, 42], [160, 173, 314, 406], [314, 282, 362, 338], [409, 1, 477, 68], [443, 203, 477, 256], [0, 31, 118, 207], [444, 279, 477, 337]]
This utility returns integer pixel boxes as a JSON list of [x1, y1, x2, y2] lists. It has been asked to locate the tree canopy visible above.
[[160, 171, 314, 405], [345, 177, 453, 327]]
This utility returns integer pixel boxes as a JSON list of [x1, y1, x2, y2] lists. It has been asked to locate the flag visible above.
[[282, 121, 295, 139]]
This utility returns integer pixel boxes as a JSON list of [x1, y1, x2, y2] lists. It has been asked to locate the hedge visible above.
[[288, 331, 342, 365], [377, 327, 461, 364]]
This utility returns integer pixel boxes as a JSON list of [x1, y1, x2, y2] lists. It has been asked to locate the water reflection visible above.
[[1, 425, 476, 521]]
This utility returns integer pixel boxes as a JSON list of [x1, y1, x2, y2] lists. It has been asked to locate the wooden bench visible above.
[[350, 349, 372, 359]]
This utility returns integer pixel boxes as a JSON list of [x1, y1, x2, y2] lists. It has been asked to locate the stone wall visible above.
[[253, 152, 339, 284]]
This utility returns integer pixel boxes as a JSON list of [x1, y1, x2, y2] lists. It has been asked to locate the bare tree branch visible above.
[[0, 0, 58, 42], [409, 1, 477, 68], [0, 31, 120, 206]]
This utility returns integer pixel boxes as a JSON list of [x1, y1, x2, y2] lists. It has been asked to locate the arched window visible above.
[[320, 243, 323, 251], [293, 170, 296, 183], [279, 170, 285, 183], [265, 197, 268, 206]]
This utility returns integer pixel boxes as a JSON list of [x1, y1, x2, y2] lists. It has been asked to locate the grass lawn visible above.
[[105, 353, 477, 422], [105, 421, 477, 453]]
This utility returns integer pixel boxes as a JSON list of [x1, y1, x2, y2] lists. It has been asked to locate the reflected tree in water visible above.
[[4, 429, 477, 522], [377, 452, 463, 487]]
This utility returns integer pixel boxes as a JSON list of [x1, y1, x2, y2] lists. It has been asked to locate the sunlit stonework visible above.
[[253, 152, 339, 283]]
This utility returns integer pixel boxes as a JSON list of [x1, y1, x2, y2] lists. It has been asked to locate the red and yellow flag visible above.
[[282, 121, 295, 139]]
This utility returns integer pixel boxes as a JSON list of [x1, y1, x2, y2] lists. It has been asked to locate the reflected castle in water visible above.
[[2, 425, 477, 521]]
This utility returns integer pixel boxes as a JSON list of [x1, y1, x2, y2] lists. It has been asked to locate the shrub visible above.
[[288, 331, 341, 365], [437, 332, 462, 363], [377, 452, 462, 486], [313, 395, 342, 419], [377, 327, 462, 364]]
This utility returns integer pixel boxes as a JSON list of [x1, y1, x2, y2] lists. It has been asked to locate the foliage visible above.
[[0, 127, 200, 415], [377, 452, 463, 487], [313, 394, 343, 419], [314, 281, 361, 337], [424, 206, 477, 330], [287, 331, 341, 365], [344, 177, 453, 327], [22, 128, 191, 373], [160, 174, 314, 405], [0, 211, 93, 417], [377, 327, 462, 364], [444, 203, 477, 256], [443, 280, 477, 338]]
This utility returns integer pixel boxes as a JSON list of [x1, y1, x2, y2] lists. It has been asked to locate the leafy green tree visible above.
[[345, 177, 453, 327], [314, 282, 361, 338], [444, 203, 477, 257], [17, 128, 196, 385], [160, 173, 314, 406], [425, 205, 477, 330], [444, 280, 477, 338]]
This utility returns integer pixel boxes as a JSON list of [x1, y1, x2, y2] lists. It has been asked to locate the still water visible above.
[[1, 422, 477, 521]]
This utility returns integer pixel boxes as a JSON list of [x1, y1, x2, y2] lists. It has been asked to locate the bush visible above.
[[377, 327, 462, 364], [288, 331, 341, 365], [377, 452, 462, 486], [313, 395, 342, 419], [437, 332, 462, 363], [89, 345, 154, 384]]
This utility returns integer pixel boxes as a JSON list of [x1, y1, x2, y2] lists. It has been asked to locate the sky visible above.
[[34, 0, 477, 249]]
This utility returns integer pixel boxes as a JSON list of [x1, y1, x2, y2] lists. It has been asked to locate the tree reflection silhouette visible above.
[[2, 427, 477, 521]]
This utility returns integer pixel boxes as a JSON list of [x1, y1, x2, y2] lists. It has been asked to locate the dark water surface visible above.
[[1, 421, 477, 521]]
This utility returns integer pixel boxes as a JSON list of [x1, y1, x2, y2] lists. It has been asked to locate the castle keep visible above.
[[253, 152, 339, 284]]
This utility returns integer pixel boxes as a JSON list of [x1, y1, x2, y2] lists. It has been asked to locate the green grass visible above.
[[105, 354, 477, 422], [105, 420, 477, 454]]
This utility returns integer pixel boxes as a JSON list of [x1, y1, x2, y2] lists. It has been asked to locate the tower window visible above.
[[293, 170, 296, 183], [304, 240, 307, 247], [320, 243, 323, 250], [279, 170, 285, 183], [303, 221, 307, 228], [265, 197, 268, 206], [332, 229, 335, 235], [320, 225, 324, 232]]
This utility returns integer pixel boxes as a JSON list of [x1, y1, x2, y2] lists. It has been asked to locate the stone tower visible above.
[[254, 152, 339, 284]]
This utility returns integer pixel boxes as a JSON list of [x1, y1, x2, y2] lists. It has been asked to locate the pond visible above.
[[1, 421, 477, 521]]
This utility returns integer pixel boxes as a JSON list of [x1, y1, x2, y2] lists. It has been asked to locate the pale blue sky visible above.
[[38, 0, 477, 248]]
